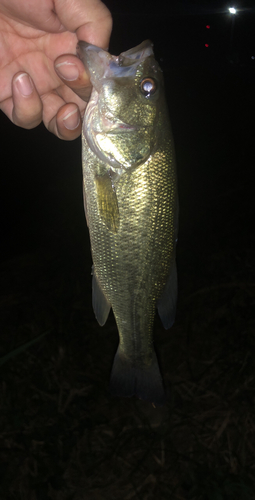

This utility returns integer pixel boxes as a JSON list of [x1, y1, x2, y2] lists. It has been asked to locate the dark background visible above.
[[0, 1, 255, 498], [0, 0, 254, 266]]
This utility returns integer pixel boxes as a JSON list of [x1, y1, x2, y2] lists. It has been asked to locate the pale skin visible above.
[[0, 0, 112, 139]]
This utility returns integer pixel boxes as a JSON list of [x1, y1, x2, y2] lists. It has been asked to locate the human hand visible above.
[[0, 0, 112, 139]]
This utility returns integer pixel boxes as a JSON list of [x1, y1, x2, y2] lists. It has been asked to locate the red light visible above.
[[205, 44, 209, 47], [206, 25, 210, 29]]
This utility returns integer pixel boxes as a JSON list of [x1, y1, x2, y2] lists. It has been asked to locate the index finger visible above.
[[54, 53, 92, 105]]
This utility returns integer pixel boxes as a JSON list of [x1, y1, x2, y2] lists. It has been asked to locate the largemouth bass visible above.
[[77, 40, 178, 406]]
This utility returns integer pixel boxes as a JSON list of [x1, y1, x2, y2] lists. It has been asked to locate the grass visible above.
[[0, 223, 254, 500]]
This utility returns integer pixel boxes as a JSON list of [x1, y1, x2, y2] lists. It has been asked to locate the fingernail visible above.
[[14, 73, 33, 96], [55, 61, 79, 81], [62, 108, 80, 130]]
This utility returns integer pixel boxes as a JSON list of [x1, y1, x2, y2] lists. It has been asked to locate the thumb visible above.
[[54, 0, 112, 49]]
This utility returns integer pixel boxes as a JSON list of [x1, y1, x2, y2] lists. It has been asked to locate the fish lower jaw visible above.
[[96, 117, 137, 133]]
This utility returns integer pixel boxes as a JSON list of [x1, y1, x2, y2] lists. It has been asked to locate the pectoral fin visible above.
[[92, 268, 111, 326], [83, 184, 89, 227], [157, 260, 178, 329], [95, 172, 119, 233]]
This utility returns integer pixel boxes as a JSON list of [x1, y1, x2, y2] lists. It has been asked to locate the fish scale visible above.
[[78, 40, 178, 405]]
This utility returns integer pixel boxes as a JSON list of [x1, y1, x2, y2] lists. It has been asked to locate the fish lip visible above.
[[77, 40, 154, 82], [97, 109, 138, 133], [92, 122, 137, 134], [102, 123, 137, 133]]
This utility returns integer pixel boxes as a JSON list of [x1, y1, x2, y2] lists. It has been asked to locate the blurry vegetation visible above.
[[0, 218, 254, 499]]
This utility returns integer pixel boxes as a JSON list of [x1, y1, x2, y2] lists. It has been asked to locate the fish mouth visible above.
[[99, 111, 137, 134], [77, 40, 154, 84]]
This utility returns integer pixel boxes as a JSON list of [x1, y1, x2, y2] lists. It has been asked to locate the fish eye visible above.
[[140, 77, 157, 98]]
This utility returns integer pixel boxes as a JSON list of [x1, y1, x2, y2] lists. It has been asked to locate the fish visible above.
[[77, 40, 178, 406]]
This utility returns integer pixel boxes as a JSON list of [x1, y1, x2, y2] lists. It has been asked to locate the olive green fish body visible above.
[[78, 40, 178, 405]]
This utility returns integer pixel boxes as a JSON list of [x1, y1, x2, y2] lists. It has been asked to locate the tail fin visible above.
[[109, 347, 166, 406]]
